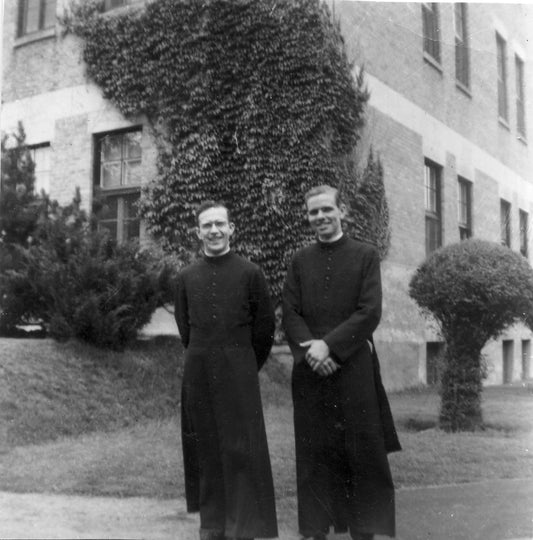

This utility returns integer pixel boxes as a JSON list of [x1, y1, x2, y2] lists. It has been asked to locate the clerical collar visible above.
[[203, 250, 233, 263], [318, 234, 347, 249]]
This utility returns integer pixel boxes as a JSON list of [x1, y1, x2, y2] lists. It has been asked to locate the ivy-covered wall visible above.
[[63, 0, 388, 301]]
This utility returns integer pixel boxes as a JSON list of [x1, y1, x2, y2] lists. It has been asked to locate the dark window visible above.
[[104, 0, 140, 11], [502, 340, 514, 384], [94, 128, 142, 243], [29, 143, 51, 195], [496, 33, 508, 121], [516, 55, 527, 138], [458, 177, 472, 240], [427, 342, 444, 386], [425, 160, 442, 255], [422, 3, 441, 63], [500, 199, 511, 247], [520, 209, 529, 257], [522, 340, 531, 381], [454, 3, 469, 88], [17, 0, 56, 37]]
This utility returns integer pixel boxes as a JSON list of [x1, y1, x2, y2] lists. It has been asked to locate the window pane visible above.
[[43, 0, 56, 29], [422, 3, 440, 62], [102, 163, 122, 188], [124, 219, 140, 240], [99, 221, 118, 239], [516, 56, 526, 137], [100, 197, 119, 220], [123, 131, 142, 159], [500, 200, 511, 246], [101, 134, 123, 162], [497, 34, 508, 120], [123, 159, 142, 185], [124, 193, 139, 214], [520, 210, 529, 257], [32, 145, 51, 194], [25, 0, 41, 34]]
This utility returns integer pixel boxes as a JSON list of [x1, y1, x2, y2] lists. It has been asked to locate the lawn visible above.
[[1, 337, 532, 502]]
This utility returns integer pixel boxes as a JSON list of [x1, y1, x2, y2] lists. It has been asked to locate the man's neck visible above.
[[204, 246, 231, 257], [318, 231, 343, 244]]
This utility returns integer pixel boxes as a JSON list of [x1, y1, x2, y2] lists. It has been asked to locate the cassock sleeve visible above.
[[323, 246, 382, 363], [174, 272, 190, 348], [282, 253, 314, 363], [250, 267, 275, 370]]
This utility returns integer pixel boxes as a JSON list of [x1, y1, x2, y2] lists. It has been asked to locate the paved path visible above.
[[1, 478, 532, 540]]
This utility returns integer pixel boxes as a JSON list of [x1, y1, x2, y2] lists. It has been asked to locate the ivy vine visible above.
[[62, 0, 389, 301]]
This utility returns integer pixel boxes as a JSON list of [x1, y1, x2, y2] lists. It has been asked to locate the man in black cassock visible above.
[[175, 201, 278, 540], [283, 185, 401, 540]]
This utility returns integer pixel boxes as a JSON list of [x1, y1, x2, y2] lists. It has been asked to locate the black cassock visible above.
[[175, 251, 278, 539], [283, 235, 401, 538]]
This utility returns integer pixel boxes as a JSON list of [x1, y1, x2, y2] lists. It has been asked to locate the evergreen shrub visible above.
[[1, 191, 160, 350]]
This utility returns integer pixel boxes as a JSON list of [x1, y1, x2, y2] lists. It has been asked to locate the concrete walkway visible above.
[[1, 478, 532, 540]]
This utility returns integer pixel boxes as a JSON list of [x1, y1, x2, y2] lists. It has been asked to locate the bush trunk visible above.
[[439, 341, 484, 431]]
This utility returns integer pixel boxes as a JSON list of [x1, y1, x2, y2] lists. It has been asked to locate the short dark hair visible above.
[[195, 200, 231, 225], [304, 185, 342, 208]]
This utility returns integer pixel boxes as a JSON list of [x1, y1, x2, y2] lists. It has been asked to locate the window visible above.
[[94, 128, 142, 242], [426, 342, 444, 386], [29, 143, 51, 195], [454, 3, 469, 88], [516, 55, 527, 138], [422, 3, 440, 63], [457, 177, 472, 240], [520, 209, 529, 257], [103, 0, 141, 11], [496, 33, 508, 122], [424, 160, 442, 255], [17, 0, 56, 37], [502, 340, 514, 384], [500, 199, 511, 247]]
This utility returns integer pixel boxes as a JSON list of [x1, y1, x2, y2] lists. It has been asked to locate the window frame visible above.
[[519, 209, 529, 258], [454, 3, 470, 91], [93, 127, 143, 243], [457, 176, 472, 240], [515, 55, 527, 140], [424, 159, 442, 256], [496, 33, 509, 123], [28, 142, 51, 196], [500, 199, 511, 247], [422, 3, 441, 66], [17, 0, 56, 38]]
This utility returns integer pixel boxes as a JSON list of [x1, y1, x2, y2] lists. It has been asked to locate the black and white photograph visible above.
[[1, 1, 532, 539]]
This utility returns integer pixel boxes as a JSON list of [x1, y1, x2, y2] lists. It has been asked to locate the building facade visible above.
[[2, 1, 533, 389]]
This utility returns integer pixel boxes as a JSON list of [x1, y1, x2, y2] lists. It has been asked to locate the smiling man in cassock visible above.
[[175, 201, 278, 540], [282, 185, 401, 540]]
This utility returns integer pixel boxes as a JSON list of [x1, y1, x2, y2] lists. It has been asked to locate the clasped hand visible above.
[[299, 339, 339, 377]]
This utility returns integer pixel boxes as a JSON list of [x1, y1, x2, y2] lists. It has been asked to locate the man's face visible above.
[[196, 206, 235, 256], [306, 192, 346, 242]]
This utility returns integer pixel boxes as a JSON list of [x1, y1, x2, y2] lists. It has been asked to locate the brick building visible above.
[[2, 1, 532, 389]]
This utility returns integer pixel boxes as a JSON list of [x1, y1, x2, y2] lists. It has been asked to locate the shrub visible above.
[[409, 239, 533, 431], [1, 191, 160, 350]]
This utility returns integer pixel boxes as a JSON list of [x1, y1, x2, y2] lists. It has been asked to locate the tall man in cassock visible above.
[[175, 201, 278, 540], [283, 185, 401, 540]]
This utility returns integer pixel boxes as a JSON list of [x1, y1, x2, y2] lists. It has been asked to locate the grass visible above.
[[0, 337, 532, 502]]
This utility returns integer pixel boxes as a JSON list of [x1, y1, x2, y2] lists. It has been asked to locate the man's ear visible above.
[[228, 222, 236, 236], [339, 203, 348, 218], [195, 227, 201, 240]]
